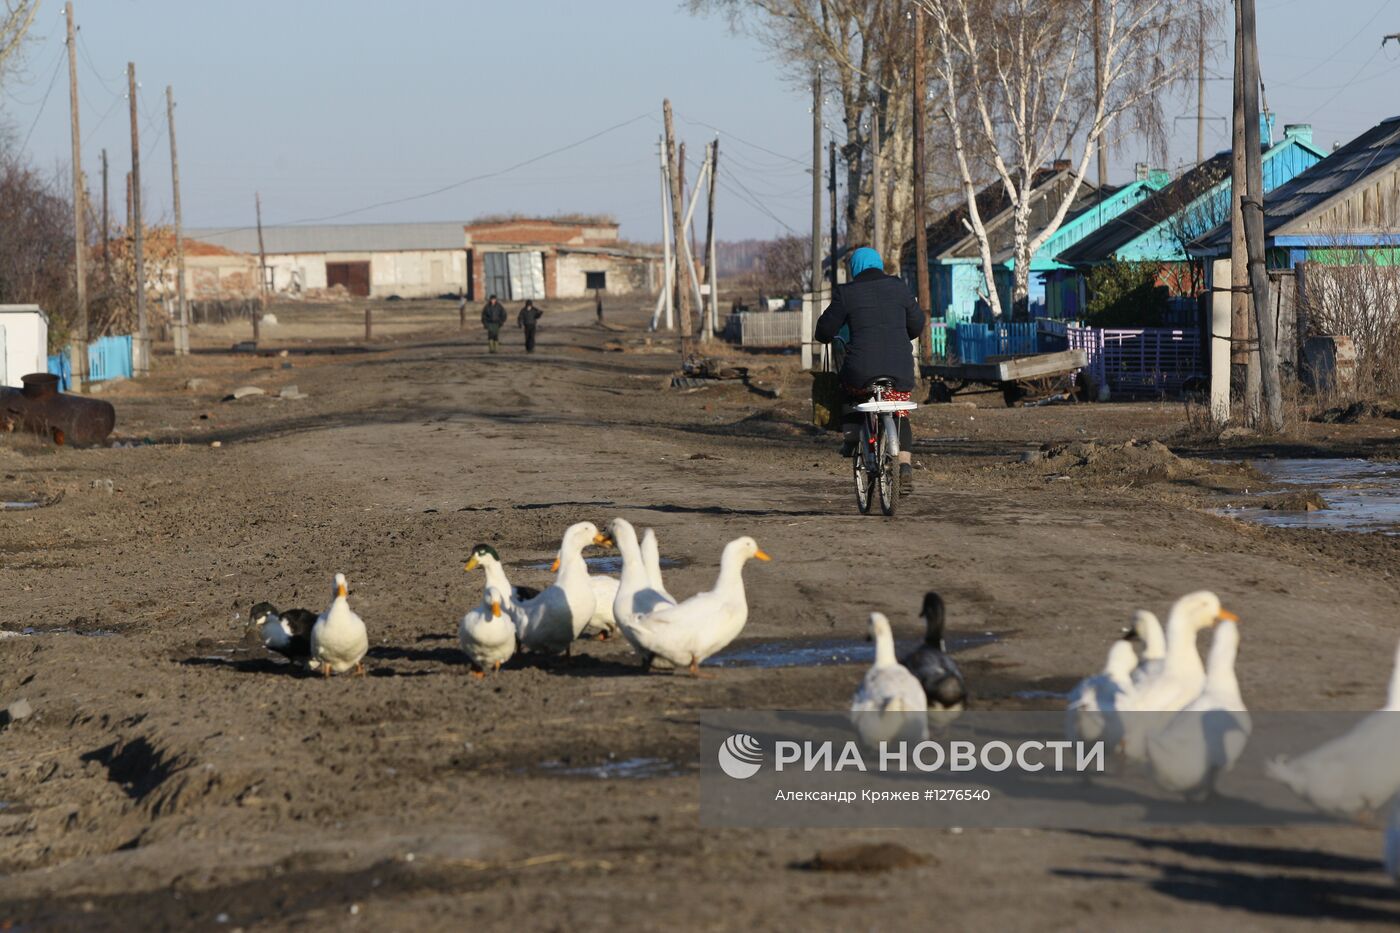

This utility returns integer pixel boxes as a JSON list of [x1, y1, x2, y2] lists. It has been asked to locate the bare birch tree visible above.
[[689, 1, 951, 267], [920, 0, 1209, 318], [0, 1, 35, 79]]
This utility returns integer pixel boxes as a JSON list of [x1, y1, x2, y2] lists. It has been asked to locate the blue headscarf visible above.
[[848, 247, 884, 278]]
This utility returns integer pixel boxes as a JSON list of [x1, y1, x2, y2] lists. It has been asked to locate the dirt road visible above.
[[2, 299, 1398, 930]]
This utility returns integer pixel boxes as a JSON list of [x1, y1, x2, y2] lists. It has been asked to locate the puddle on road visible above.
[[2, 501, 43, 510], [1221, 458, 1400, 534], [533, 757, 689, 780], [1014, 690, 1069, 701], [20, 626, 119, 637], [710, 633, 999, 669], [519, 555, 684, 575]]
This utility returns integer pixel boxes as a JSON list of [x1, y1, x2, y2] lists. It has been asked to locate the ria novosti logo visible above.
[[717, 733, 764, 779]]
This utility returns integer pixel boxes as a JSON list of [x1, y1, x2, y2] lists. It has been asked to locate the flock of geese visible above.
[[249, 536, 1399, 884], [249, 519, 773, 678]]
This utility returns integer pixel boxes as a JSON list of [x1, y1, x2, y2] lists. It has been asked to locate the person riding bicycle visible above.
[[814, 246, 927, 494]]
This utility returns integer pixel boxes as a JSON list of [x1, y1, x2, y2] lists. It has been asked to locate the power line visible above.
[[18, 50, 66, 154], [199, 110, 657, 237], [675, 112, 807, 167], [1275, 0, 1391, 85], [76, 30, 120, 97]]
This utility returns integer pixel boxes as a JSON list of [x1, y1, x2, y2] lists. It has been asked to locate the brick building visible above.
[[463, 218, 662, 300]]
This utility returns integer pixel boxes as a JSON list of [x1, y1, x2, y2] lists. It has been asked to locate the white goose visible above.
[[549, 534, 620, 640], [640, 528, 674, 601], [458, 584, 515, 676], [1120, 591, 1236, 760], [1266, 636, 1400, 818], [1127, 610, 1166, 687], [514, 522, 606, 656], [624, 536, 770, 675], [1065, 638, 1138, 746], [851, 612, 929, 748], [609, 518, 677, 667], [1146, 619, 1250, 799], [310, 573, 369, 677]]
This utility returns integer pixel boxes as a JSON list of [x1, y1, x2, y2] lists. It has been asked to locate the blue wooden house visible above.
[[1053, 120, 1327, 313], [1189, 115, 1400, 271], [900, 162, 1166, 322]]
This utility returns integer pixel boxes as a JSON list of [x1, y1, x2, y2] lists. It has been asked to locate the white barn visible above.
[[186, 223, 470, 299]]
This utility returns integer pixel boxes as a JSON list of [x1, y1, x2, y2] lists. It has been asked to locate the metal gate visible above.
[[484, 251, 544, 300]]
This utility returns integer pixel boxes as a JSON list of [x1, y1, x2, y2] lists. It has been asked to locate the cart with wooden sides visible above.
[[921, 348, 1089, 408]]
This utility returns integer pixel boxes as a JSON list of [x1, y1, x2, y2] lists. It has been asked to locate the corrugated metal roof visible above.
[[1192, 115, 1400, 251], [183, 222, 469, 255]]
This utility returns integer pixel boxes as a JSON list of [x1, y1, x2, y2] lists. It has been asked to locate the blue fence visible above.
[[953, 322, 1038, 363], [45, 335, 134, 390]]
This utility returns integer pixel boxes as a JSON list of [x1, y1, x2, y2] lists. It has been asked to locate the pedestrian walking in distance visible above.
[[481, 294, 507, 353], [518, 299, 544, 353]]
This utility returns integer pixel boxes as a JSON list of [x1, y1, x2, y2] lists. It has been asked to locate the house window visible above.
[[585, 271, 607, 291]]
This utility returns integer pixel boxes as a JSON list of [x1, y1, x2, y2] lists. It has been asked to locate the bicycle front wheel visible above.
[[877, 444, 898, 517], [853, 450, 873, 514]]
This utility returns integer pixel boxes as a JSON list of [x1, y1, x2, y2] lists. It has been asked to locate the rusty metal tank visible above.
[[0, 372, 116, 446]]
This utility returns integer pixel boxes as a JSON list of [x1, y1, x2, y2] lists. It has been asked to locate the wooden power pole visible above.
[[1230, 7, 1254, 422], [65, 2, 87, 389], [101, 149, 110, 290], [828, 138, 838, 292], [702, 137, 719, 341], [127, 62, 148, 374], [871, 108, 883, 259], [913, 7, 932, 363], [1238, 0, 1282, 432], [166, 86, 189, 357], [806, 75, 822, 371], [255, 192, 268, 341], [662, 100, 692, 357]]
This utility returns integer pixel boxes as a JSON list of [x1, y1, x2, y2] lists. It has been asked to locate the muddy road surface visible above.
[[2, 300, 1398, 930]]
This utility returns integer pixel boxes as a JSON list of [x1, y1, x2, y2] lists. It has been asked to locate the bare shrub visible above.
[[0, 154, 77, 348], [1298, 253, 1400, 399]]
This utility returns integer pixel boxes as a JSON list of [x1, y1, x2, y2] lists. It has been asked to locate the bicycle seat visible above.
[[865, 377, 897, 391]]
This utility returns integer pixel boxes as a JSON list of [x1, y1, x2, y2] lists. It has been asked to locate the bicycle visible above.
[[850, 377, 917, 516]]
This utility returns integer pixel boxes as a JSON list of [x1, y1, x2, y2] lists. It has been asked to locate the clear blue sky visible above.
[[1, 0, 1397, 242]]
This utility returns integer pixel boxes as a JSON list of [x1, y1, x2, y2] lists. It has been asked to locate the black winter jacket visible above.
[[481, 301, 507, 329], [813, 269, 926, 391]]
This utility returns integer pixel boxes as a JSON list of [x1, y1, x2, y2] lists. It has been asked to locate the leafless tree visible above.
[[688, 1, 957, 269], [0, 2, 36, 79], [759, 233, 815, 293], [920, 0, 1211, 318], [0, 153, 77, 347], [1299, 249, 1400, 399]]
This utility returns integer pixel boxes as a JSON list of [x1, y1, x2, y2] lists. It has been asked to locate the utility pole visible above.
[[255, 192, 268, 342], [1238, 0, 1282, 432], [65, 2, 87, 389], [828, 138, 838, 292], [652, 136, 675, 331], [1230, 7, 1254, 423], [913, 7, 933, 363], [166, 86, 189, 357], [703, 137, 719, 341], [127, 62, 148, 375], [805, 75, 822, 371], [662, 100, 693, 357], [1197, 0, 1207, 165], [101, 149, 110, 291], [1092, 0, 1108, 189], [871, 108, 883, 259]]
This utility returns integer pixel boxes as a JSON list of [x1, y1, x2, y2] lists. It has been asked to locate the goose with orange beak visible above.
[[515, 522, 606, 655], [310, 573, 369, 677], [624, 536, 771, 676], [458, 582, 515, 677], [549, 526, 620, 640]]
